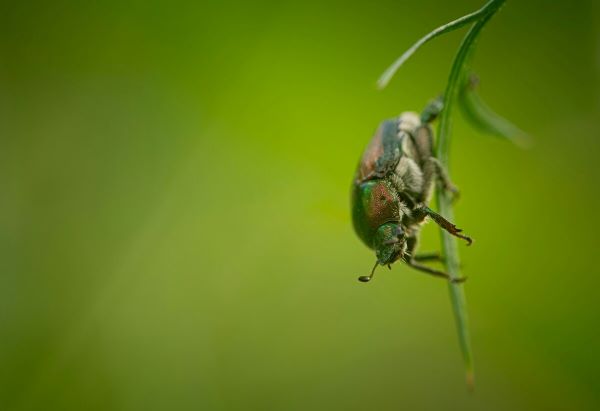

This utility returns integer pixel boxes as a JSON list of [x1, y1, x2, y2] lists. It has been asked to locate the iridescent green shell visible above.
[[351, 179, 400, 248], [351, 113, 424, 248]]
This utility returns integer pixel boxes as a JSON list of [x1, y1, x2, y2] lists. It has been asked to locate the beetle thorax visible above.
[[351, 179, 408, 249]]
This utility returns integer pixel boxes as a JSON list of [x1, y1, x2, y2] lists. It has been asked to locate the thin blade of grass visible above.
[[376, 0, 509, 390], [459, 73, 532, 148], [377, 0, 498, 89], [435, 0, 506, 390]]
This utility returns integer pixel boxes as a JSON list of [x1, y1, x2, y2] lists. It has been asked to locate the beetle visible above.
[[351, 99, 472, 283]]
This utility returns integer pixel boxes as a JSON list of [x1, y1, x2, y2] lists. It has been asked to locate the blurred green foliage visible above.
[[1, 0, 599, 410]]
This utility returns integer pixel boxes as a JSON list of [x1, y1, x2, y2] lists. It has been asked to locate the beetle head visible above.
[[357, 222, 407, 283], [374, 222, 407, 265]]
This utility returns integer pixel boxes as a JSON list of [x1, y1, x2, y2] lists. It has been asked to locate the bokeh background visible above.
[[1, 0, 599, 410]]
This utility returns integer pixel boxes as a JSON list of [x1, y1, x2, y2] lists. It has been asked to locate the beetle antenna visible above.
[[358, 260, 379, 283]]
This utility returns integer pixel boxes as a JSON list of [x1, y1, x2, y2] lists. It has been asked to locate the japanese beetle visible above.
[[351, 100, 472, 283]]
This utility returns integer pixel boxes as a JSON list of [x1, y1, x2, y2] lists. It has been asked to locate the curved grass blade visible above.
[[377, 0, 499, 89], [435, 0, 507, 390], [376, 0, 510, 390], [459, 73, 532, 148]]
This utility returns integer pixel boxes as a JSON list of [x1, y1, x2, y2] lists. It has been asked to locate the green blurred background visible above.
[[1, 0, 599, 410]]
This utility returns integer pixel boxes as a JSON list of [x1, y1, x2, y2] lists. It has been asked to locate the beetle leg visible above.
[[411, 125, 457, 203], [403, 234, 442, 262], [413, 252, 443, 262], [403, 257, 466, 283], [403, 233, 464, 282], [429, 157, 460, 201], [412, 125, 434, 165], [414, 206, 473, 245], [420, 96, 444, 124], [403, 234, 418, 259]]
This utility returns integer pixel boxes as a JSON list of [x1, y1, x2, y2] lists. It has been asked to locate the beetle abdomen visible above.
[[355, 120, 395, 183], [355, 112, 421, 184]]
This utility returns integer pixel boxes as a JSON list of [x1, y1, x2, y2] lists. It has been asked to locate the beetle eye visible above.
[[395, 226, 405, 237]]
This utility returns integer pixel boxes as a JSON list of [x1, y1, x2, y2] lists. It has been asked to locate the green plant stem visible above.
[[435, 0, 506, 390], [377, 0, 499, 89]]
